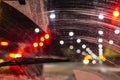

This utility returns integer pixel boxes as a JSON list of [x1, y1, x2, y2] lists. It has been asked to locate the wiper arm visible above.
[[0, 58, 70, 67]]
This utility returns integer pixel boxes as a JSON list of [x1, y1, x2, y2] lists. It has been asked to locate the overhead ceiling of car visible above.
[[47, 0, 120, 55], [1, 0, 120, 57]]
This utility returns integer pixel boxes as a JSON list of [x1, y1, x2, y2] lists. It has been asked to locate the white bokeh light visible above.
[[86, 48, 90, 51], [82, 44, 86, 49], [69, 31, 74, 36], [59, 40, 64, 45], [98, 30, 104, 35], [49, 13, 56, 19], [92, 60, 96, 64], [109, 40, 114, 44], [35, 28, 40, 33], [98, 14, 104, 20], [76, 49, 81, 53], [98, 38, 103, 43], [114, 29, 120, 34], [83, 60, 89, 64], [82, 51, 87, 55], [76, 39, 81, 43], [99, 48, 103, 55], [98, 44, 103, 48], [69, 45, 74, 49]]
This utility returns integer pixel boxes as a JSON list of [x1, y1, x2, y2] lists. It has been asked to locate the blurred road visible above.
[[43, 62, 120, 80]]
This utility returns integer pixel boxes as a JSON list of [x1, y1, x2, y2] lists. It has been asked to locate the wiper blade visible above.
[[0, 58, 70, 67]]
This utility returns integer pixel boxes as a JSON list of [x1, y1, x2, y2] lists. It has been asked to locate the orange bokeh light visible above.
[[40, 37, 45, 41], [39, 42, 44, 47], [44, 34, 50, 39], [33, 42, 38, 48], [9, 53, 15, 58], [9, 53, 22, 58], [15, 53, 22, 58], [113, 10, 120, 17], [0, 41, 9, 46]]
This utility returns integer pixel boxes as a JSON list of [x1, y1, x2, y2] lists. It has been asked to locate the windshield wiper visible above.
[[0, 58, 70, 67]]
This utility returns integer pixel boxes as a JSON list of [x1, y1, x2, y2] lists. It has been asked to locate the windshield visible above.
[[0, 0, 120, 80]]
